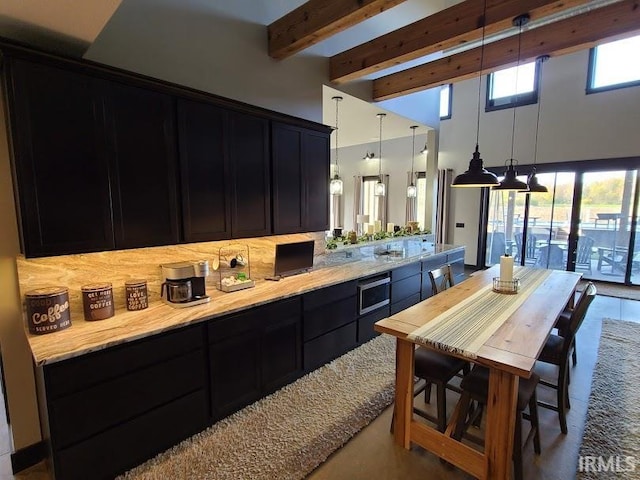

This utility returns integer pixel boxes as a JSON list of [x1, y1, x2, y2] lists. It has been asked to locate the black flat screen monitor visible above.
[[274, 240, 315, 278]]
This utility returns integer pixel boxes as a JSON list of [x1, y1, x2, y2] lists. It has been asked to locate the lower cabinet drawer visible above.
[[303, 295, 356, 341], [390, 293, 421, 315], [357, 306, 390, 344], [55, 390, 207, 480], [50, 350, 205, 449], [304, 322, 357, 372], [391, 273, 421, 304]]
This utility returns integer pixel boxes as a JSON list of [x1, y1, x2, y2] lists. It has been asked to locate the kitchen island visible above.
[[26, 240, 464, 480]]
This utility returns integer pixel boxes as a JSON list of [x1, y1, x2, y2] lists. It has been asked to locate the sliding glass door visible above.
[[578, 170, 638, 284], [484, 165, 640, 285], [486, 172, 575, 272]]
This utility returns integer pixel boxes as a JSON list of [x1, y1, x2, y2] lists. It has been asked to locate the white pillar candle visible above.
[[499, 255, 514, 283], [374, 220, 382, 233], [386, 222, 395, 233], [367, 223, 375, 235]]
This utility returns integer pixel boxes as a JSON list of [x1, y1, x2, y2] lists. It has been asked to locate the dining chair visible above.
[[536, 282, 597, 434], [428, 264, 454, 293], [392, 265, 469, 433], [554, 284, 591, 366], [452, 365, 541, 480]]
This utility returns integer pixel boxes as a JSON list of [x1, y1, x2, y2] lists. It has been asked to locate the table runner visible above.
[[407, 267, 552, 359]]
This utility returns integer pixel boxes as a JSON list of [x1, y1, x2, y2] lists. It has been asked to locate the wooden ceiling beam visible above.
[[268, 0, 407, 60], [372, 0, 640, 101], [330, 0, 593, 83]]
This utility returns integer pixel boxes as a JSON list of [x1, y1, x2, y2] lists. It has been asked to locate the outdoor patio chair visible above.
[[536, 282, 596, 434], [514, 232, 537, 265], [575, 236, 595, 273], [536, 244, 564, 270]]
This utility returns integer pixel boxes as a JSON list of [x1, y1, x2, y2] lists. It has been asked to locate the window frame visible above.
[[485, 61, 540, 112], [439, 84, 452, 120], [362, 175, 381, 221], [586, 38, 640, 94]]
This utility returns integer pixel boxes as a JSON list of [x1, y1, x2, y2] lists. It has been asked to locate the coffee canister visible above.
[[25, 287, 72, 335], [81, 283, 114, 321], [125, 279, 148, 311]]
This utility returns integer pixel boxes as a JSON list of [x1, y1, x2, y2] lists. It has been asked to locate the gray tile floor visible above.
[[3, 293, 638, 480]]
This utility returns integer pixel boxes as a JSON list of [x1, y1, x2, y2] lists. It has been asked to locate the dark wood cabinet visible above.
[[302, 280, 358, 371], [177, 99, 231, 242], [5, 59, 115, 257], [390, 262, 422, 314], [272, 123, 330, 234], [3, 44, 331, 257], [303, 129, 330, 232], [103, 81, 180, 248], [39, 325, 208, 480], [228, 112, 271, 238], [447, 249, 466, 284], [208, 297, 302, 419]]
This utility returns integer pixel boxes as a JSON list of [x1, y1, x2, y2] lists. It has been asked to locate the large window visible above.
[[416, 172, 427, 230], [362, 176, 381, 221], [587, 34, 640, 93], [439, 84, 452, 120], [486, 61, 538, 111]]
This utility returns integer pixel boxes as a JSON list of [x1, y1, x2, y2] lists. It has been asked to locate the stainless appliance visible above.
[[161, 260, 210, 308], [358, 274, 390, 315]]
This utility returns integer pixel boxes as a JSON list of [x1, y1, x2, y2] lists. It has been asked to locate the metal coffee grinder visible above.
[[160, 260, 210, 308]]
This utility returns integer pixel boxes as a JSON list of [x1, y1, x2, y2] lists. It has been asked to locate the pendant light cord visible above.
[[410, 126, 416, 180], [475, 0, 488, 148], [378, 114, 385, 180], [510, 16, 527, 161], [333, 96, 342, 173]]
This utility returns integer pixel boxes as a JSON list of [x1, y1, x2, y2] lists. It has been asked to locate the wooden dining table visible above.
[[374, 264, 581, 479]]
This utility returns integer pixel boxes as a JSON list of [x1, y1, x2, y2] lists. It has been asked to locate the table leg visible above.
[[485, 368, 519, 480], [393, 338, 414, 448]]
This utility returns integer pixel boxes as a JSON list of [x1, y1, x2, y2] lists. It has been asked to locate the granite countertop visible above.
[[26, 242, 464, 366]]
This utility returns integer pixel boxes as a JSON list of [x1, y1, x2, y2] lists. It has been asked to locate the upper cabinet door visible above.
[[303, 129, 330, 232], [272, 123, 304, 234], [5, 59, 115, 257], [228, 112, 271, 238], [177, 99, 231, 242], [272, 123, 330, 234], [103, 82, 180, 249]]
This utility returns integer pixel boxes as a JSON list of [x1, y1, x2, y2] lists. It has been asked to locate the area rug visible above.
[[577, 281, 640, 301], [577, 319, 640, 478], [118, 334, 396, 480]]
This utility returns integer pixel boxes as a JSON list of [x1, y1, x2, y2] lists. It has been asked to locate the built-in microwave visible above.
[[358, 274, 390, 315]]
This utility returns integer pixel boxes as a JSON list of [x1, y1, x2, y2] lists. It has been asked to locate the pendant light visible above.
[[407, 126, 418, 198], [374, 113, 386, 196], [493, 14, 530, 192], [527, 55, 549, 193], [452, 0, 499, 188], [329, 95, 344, 196]]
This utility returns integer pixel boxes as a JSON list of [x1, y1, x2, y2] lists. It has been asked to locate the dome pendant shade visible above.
[[330, 175, 343, 195], [407, 183, 417, 198], [493, 159, 529, 192], [527, 169, 548, 193], [374, 179, 386, 196], [452, 145, 500, 187]]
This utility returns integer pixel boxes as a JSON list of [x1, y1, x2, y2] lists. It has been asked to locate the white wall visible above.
[[439, 50, 640, 265], [85, 0, 327, 123], [333, 132, 438, 232]]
